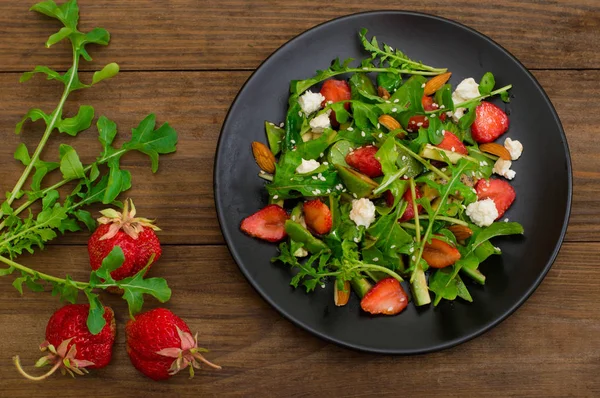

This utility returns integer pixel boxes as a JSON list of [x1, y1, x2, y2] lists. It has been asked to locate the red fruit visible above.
[[399, 185, 423, 222], [407, 115, 429, 132], [436, 131, 468, 155], [421, 95, 439, 111], [439, 112, 447, 122], [303, 199, 333, 235], [471, 101, 510, 143], [320, 79, 351, 110], [88, 199, 162, 281], [422, 238, 461, 268], [475, 178, 516, 219], [14, 304, 116, 380], [360, 278, 409, 315], [240, 204, 288, 242], [385, 190, 395, 207], [345, 145, 383, 178], [126, 308, 221, 381]]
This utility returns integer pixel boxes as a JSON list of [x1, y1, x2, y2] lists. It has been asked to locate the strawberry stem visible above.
[[13, 356, 62, 381], [191, 352, 222, 370]]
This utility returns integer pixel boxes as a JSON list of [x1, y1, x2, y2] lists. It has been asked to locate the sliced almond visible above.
[[479, 143, 511, 160], [377, 86, 391, 100], [251, 141, 276, 174], [378, 114, 401, 131], [448, 225, 473, 241], [423, 72, 452, 96], [334, 279, 351, 306]]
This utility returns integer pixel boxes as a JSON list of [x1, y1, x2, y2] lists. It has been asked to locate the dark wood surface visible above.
[[0, 0, 598, 396]]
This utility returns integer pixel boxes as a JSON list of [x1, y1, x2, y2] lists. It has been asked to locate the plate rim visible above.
[[213, 10, 573, 354]]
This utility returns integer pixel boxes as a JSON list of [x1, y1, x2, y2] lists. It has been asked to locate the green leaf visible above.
[[426, 117, 444, 145], [13, 276, 27, 294], [102, 158, 132, 204], [429, 267, 459, 305], [84, 289, 106, 335], [46, 27, 72, 47], [74, 209, 96, 231], [0, 267, 15, 276], [14, 144, 30, 165], [478, 72, 495, 96], [20, 66, 64, 83], [118, 269, 172, 317], [377, 72, 402, 94], [25, 276, 45, 292], [42, 190, 60, 209], [122, 114, 178, 172], [97, 116, 118, 156], [15, 108, 49, 134], [31, 0, 79, 30], [57, 105, 94, 136], [500, 90, 511, 103], [469, 222, 524, 253], [92, 63, 119, 85], [59, 144, 85, 179], [84, 27, 110, 46], [95, 246, 125, 281], [51, 276, 79, 304]]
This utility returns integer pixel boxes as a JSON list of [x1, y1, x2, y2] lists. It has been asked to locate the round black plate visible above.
[[214, 11, 572, 354]]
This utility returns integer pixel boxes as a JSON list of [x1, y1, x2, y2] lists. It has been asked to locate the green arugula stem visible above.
[[350, 262, 403, 282], [372, 166, 408, 195], [399, 222, 422, 231], [366, 43, 447, 74], [0, 254, 88, 289], [0, 45, 80, 221], [425, 84, 513, 115], [417, 215, 469, 227], [409, 178, 421, 244], [395, 141, 449, 180]]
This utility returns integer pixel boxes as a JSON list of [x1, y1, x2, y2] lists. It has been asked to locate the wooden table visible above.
[[0, 1, 598, 396]]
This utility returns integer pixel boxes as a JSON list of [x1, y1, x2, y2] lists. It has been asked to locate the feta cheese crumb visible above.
[[372, 257, 379, 262], [451, 78, 480, 122], [309, 112, 331, 133], [466, 198, 499, 227], [349, 198, 376, 228], [504, 137, 523, 160], [493, 158, 516, 180], [298, 90, 325, 115], [296, 158, 320, 174], [294, 246, 308, 257]]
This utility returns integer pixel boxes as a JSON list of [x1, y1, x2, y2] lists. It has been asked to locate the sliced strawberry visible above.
[[303, 199, 333, 235], [439, 112, 447, 122], [422, 238, 461, 268], [398, 185, 422, 222], [360, 278, 408, 315], [421, 95, 439, 112], [320, 79, 351, 109], [385, 190, 395, 207], [406, 115, 429, 133], [471, 102, 510, 143], [436, 130, 468, 155], [345, 145, 383, 178], [475, 178, 516, 219], [240, 205, 288, 242]]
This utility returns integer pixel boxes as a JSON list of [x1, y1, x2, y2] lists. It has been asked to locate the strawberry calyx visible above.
[[97, 199, 160, 241], [13, 338, 95, 381], [156, 326, 222, 379]]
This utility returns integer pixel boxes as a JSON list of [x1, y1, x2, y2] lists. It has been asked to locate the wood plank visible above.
[[0, 70, 596, 244], [0, 0, 598, 72], [0, 243, 597, 396]]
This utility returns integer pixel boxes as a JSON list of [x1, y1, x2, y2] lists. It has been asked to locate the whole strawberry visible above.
[[14, 304, 116, 380], [126, 308, 221, 381], [88, 199, 161, 281]]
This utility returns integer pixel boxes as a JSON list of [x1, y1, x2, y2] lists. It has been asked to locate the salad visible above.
[[240, 29, 524, 315]]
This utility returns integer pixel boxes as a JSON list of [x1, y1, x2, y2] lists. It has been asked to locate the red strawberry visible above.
[[345, 145, 382, 178], [240, 204, 288, 242], [471, 101, 510, 143], [406, 115, 429, 132], [88, 199, 162, 282], [320, 79, 351, 110], [399, 185, 423, 222], [475, 178, 516, 219], [436, 131, 468, 155], [303, 199, 332, 235], [14, 304, 116, 380], [421, 95, 439, 111], [126, 308, 221, 381], [422, 238, 461, 268], [360, 278, 409, 315]]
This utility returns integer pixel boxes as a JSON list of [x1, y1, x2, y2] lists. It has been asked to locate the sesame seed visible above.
[[429, 114, 436, 118], [402, 156, 407, 161], [386, 100, 391, 104], [391, 245, 396, 249], [440, 105, 446, 109], [373, 257, 379, 262], [409, 247, 415, 253], [362, 67, 368, 70], [352, 193, 357, 198], [279, 122, 284, 127], [411, 255, 416, 261], [392, 108, 398, 112], [379, 133, 383, 138], [347, 127, 354, 131], [442, 168, 447, 172], [504, 218, 509, 222], [377, 123, 381, 129], [327, 100, 333, 105], [451, 147, 456, 152], [354, 237, 360, 243], [298, 111, 302, 117], [421, 83, 426, 88], [320, 153, 324, 157], [394, 99, 399, 103], [312, 176, 318, 180], [323, 161, 329, 165], [268, 122, 274, 126], [361, 131, 366, 137], [417, 122, 423, 127], [424, 116, 428, 120], [290, 139, 296, 144], [273, 195, 278, 199]]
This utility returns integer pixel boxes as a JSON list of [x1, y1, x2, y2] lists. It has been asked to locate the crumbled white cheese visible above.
[[451, 78, 480, 122], [349, 198, 376, 228], [295, 158, 320, 174], [298, 90, 324, 115], [493, 158, 516, 180], [504, 138, 523, 160], [294, 246, 308, 257], [466, 198, 498, 227], [309, 111, 331, 133]]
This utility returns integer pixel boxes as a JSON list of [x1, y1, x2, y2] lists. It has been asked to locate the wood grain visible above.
[[0, 243, 598, 397], [0, 0, 598, 73], [0, 70, 597, 244]]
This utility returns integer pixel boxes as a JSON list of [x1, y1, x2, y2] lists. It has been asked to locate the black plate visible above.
[[214, 11, 572, 354]]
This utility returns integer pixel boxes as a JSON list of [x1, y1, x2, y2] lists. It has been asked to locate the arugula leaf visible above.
[[479, 72, 495, 96], [265, 122, 284, 155], [84, 289, 106, 334], [118, 267, 172, 317], [15, 108, 49, 134], [92, 63, 119, 85], [97, 115, 118, 157], [20, 66, 64, 84], [103, 158, 132, 204], [57, 105, 94, 136], [426, 117, 444, 145], [349, 73, 380, 103], [121, 114, 178, 172], [291, 58, 354, 96], [59, 144, 85, 179], [377, 72, 402, 94]]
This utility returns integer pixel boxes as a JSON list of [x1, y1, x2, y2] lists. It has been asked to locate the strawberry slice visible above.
[[303, 199, 333, 235], [475, 178, 516, 219], [360, 278, 408, 315], [471, 102, 510, 143], [406, 115, 429, 133], [388, 185, 423, 222], [421, 95, 439, 111], [320, 79, 351, 110], [345, 145, 383, 178], [436, 130, 468, 155], [240, 205, 288, 242], [422, 238, 461, 268]]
